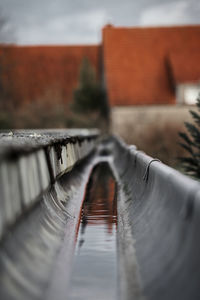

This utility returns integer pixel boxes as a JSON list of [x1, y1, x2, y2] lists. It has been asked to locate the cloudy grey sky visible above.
[[0, 0, 200, 45]]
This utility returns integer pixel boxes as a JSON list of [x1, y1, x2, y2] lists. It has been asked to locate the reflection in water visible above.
[[69, 163, 117, 300]]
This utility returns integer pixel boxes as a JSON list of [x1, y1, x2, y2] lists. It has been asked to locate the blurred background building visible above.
[[1, 24, 200, 107], [0, 0, 200, 167]]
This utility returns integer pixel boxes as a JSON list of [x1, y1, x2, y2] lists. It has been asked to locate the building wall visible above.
[[111, 105, 194, 134], [111, 105, 196, 166]]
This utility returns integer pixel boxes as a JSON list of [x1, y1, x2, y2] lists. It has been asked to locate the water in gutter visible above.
[[68, 163, 117, 300]]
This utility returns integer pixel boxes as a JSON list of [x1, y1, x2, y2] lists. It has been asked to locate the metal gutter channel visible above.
[[0, 152, 97, 300], [1, 133, 200, 300], [105, 136, 200, 300]]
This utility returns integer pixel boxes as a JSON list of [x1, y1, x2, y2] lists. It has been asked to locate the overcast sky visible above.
[[0, 0, 200, 45]]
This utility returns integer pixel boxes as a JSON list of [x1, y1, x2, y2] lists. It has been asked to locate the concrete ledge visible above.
[[0, 151, 100, 300], [0, 129, 99, 240]]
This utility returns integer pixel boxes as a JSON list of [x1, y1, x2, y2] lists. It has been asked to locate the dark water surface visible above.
[[69, 164, 117, 300]]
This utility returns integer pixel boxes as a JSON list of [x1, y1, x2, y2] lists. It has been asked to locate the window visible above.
[[176, 83, 200, 105]]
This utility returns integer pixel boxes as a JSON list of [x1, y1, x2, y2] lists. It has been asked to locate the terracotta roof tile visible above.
[[103, 25, 200, 105], [0, 25, 200, 107], [0, 45, 101, 104], [169, 51, 200, 84]]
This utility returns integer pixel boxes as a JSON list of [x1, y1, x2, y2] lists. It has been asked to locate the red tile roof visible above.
[[102, 25, 200, 105], [169, 51, 200, 84], [0, 45, 101, 104], [0, 25, 200, 107]]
